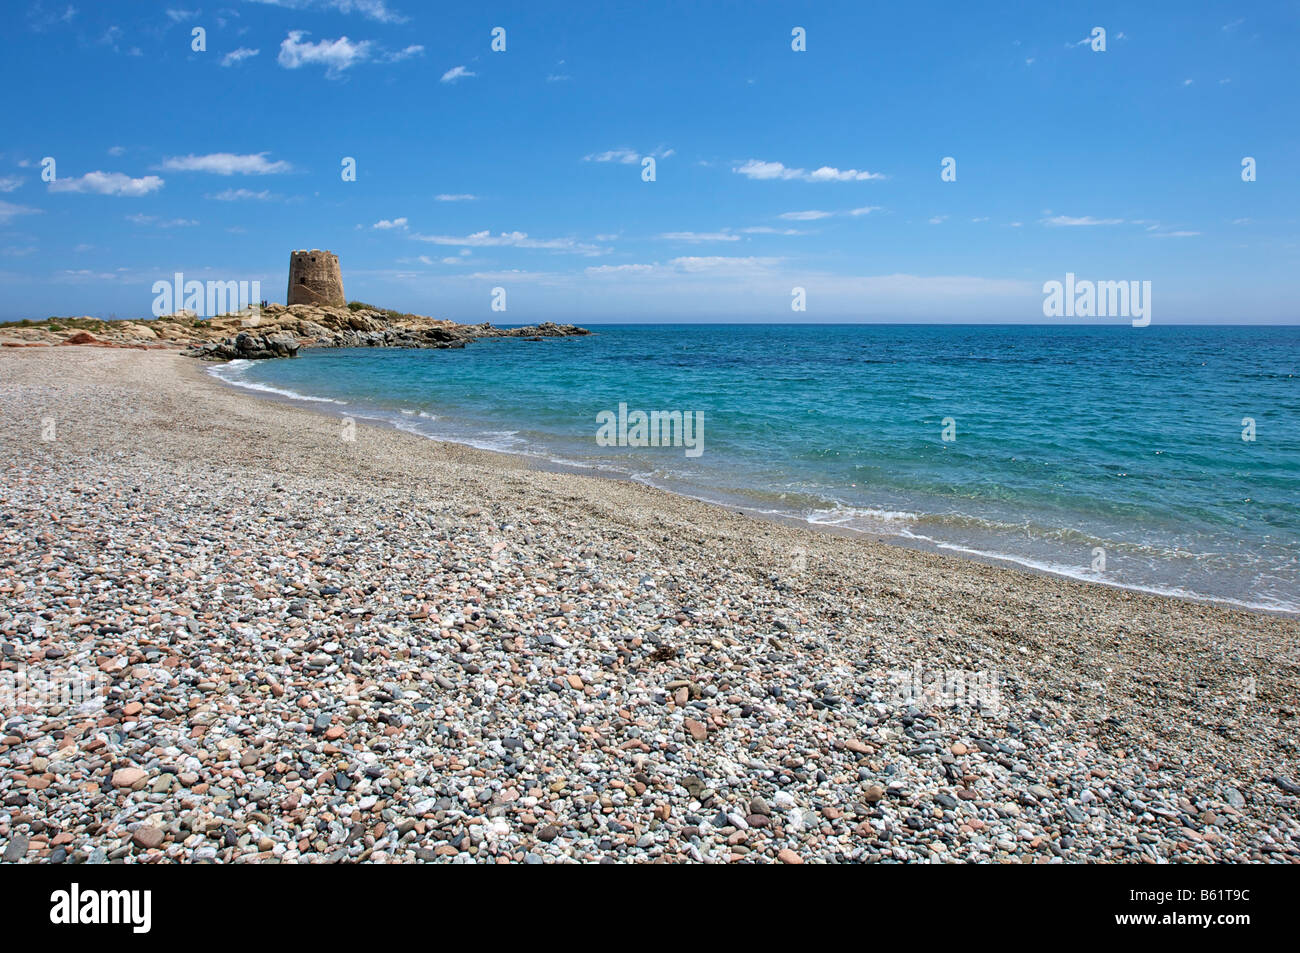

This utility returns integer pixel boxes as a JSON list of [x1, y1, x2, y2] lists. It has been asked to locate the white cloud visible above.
[[928, 215, 948, 224], [849, 206, 880, 216], [48, 171, 164, 196], [161, 152, 292, 175], [435, 193, 476, 202], [440, 65, 476, 83], [165, 9, 199, 21], [735, 160, 800, 180], [372, 217, 408, 230], [206, 188, 274, 201], [221, 47, 260, 67], [0, 176, 23, 193], [278, 31, 371, 74], [1150, 230, 1200, 238], [107, 145, 126, 157], [734, 159, 884, 182], [1041, 215, 1124, 227], [245, 0, 407, 23]]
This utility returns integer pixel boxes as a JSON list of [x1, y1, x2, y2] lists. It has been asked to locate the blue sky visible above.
[[1, 0, 1297, 323]]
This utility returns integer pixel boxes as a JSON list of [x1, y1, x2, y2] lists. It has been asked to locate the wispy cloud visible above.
[[372, 217, 408, 230], [126, 214, 198, 227], [410, 229, 606, 256], [777, 206, 877, 221], [48, 171, 164, 196], [440, 65, 476, 83], [735, 159, 884, 182], [0, 176, 24, 193], [27, 2, 78, 32], [584, 146, 674, 164], [1041, 215, 1124, 227], [0, 199, 41, 222], [160, 152, 292, 175], [245, 0, 408, 24], [657, 230, 741, 242], [206, 188, 275, 201], [585, 148, 639, 165], [221, 47, 260, 67], [435, 193, 476, 202]]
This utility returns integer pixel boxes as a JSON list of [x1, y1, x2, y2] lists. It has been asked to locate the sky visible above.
[[0, 0, 1297, 324]]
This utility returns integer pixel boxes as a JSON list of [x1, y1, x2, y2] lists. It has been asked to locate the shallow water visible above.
[[211, 324, 1300, 613]]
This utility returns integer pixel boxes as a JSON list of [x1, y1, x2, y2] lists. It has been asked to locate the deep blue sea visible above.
[[211, 325, 1300, 613]]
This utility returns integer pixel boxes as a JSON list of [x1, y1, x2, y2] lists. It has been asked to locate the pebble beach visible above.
[[2, 346, 1298, 864]]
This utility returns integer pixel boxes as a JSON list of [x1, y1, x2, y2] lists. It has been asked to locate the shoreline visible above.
[[2, 346, 1298, 864], [204, 354, 1297, 619]]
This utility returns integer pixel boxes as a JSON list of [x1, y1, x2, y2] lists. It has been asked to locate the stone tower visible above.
[[287, 249, 345, 307]]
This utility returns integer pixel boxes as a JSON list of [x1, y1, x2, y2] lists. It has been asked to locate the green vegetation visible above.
[[347, 301, 415, 322], [0, 316, 112, 331]]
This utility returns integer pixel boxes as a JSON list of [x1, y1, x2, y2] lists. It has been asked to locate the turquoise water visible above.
[[211, 325, 1300, 613]]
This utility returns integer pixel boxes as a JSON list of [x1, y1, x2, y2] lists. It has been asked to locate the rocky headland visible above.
[[0, 303, 590, 361]]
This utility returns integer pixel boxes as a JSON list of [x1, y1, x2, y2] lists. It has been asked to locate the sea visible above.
[[209, 324, 1300, 614]]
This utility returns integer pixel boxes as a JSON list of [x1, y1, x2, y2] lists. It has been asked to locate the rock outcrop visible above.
[[193, 330, 301, 361]]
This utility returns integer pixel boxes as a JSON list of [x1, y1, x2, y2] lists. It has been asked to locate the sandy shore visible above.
[[1, 346, 1297, 863]]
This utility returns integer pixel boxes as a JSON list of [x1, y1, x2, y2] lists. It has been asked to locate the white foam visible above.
[[206, 364, 349, 405]]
